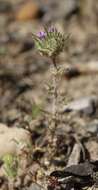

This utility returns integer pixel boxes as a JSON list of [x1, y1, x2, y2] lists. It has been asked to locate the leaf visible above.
[[32, 104, 41, 119], [2, 154, 18, 178]]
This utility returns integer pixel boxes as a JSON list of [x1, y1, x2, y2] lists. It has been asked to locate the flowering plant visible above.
[[32, 26, 69, 151]]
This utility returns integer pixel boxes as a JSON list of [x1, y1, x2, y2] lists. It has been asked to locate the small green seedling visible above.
[[32, 103, 42, 119], [2, 154, 18, 178]]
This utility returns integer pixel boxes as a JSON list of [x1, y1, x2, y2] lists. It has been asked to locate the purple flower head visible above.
[[37, 31, 46, 39], [33, 25, 68, 58], [48, 27, 57, 33], [37, 27, 57, 40]]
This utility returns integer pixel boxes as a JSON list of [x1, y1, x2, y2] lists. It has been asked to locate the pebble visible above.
[[26, 183, 42, 190], [43, 0, 78, 21], [85, 121, 98, 133], [0, 124, 31, 157], [15, 1, 40, 21], [62, 96, 98, 116], [0, 1, 12, 13]]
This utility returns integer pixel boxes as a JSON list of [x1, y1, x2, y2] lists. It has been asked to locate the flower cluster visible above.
[[32, 26, 69, 58]]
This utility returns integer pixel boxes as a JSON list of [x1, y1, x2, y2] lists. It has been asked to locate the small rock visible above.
[[85, 121, 98, 133], [43, 0, 78, 21], [0, 124, 31, 157], [15, 1, 40, 21], [27, 183, 42, 190], [0, 1, 12, 13], [62, 96, 98, 116], [85, 140, 98, 160], [67, 143, 81, 166]]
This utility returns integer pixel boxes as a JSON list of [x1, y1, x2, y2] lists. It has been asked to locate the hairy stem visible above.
[[49, 58, 59, 139]]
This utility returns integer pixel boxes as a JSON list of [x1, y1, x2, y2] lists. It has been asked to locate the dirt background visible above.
[[1, 0, 98, 189]]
